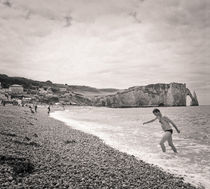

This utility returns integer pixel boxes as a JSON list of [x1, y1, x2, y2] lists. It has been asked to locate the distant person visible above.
[[29, 106, 34, 113], [143, 109, 180, 153], [35, 105, 38, 113], [2, 100, 6, 106], [48, 105, 51, 115]]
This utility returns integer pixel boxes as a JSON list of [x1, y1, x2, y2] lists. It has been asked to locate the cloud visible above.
[[0, 0, 210, 104]]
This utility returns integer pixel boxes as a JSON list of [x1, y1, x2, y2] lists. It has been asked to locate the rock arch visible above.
[[93, 83, 199, 107], [185, 88, 199, 106]]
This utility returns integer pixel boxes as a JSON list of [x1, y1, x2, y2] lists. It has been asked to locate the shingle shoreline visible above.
[[0, 106, 199, 188]]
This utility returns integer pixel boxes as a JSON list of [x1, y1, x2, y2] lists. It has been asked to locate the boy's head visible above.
[[153, 108, 160, 115]]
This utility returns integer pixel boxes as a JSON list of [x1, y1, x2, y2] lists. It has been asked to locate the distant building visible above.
[[38, 88, 47, 94], [9, 84, 24, 94], [47, 87, 53, 94], [22, 97, 32, 104], [59, 87, 67, 92], [0, 93, 7, 101]]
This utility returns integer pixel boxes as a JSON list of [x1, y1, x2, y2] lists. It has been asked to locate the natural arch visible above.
[[185, 88, 199, 106], [186, 95, 191, 106]]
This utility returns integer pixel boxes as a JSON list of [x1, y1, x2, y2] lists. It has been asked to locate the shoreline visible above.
[[0, 105, 199, 188], [49, 107, 208, 189], [50, 107, 208, 189]]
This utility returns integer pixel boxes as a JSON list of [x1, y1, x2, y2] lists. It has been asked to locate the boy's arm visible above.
[[165, 117, 180, 133], [143, 118, 157, 125]]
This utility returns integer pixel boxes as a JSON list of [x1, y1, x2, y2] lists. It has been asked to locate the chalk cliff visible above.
[[0, 74, 199, 107], [92, 83, 199, 107]]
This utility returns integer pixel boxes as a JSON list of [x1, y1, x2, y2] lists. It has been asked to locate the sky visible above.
[[0, 0, 209, 105]]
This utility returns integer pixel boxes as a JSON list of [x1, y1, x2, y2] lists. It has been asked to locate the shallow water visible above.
[[51, 106, 210, 188]]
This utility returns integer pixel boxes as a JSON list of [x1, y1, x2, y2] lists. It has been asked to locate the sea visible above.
[[50, 105, 210, 188]]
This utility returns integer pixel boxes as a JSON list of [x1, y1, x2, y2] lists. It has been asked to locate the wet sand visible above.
[[0, 105, 198, 188]]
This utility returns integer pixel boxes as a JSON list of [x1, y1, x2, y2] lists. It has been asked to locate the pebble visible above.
[[0, 106, 199, 189]]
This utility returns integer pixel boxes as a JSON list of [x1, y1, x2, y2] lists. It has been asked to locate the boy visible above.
[[143, 109, 180, 153]]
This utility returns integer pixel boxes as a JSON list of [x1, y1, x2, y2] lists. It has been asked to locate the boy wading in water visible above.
[[143, 109, 180, 153]]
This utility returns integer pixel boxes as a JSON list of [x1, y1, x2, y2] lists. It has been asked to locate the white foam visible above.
[[50, 110, 210, 189]]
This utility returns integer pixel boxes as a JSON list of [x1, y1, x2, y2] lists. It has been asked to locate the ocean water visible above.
[[51, 106, 210, 188]]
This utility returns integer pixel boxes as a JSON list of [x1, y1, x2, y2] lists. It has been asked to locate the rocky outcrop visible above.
[[93, 83, 199, 108], [1, 73, 199, 107], [185, 89, 199, 106], [191, 91, 199, 106]]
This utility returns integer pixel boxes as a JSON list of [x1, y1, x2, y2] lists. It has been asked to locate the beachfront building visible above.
[[0, 93, 7, 101], [9, 84, 24, 94], [59, 87, 67, 92], [47, 87, 53, 94], [38, 88, 47, 94]]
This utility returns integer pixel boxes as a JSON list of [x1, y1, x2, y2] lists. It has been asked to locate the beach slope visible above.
[[0, 106, 198, 188]]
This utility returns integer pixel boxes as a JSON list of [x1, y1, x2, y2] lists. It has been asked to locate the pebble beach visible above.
[[0, 105, 199, 189]]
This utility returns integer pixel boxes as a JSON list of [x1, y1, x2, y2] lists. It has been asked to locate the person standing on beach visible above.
[[143, 109, 180, 153], [47, 105, 51, 115], [2, 100, 5, 106], [35, 105, 38, 113]]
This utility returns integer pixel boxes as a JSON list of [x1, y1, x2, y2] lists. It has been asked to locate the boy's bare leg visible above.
[[160, 132, 170, 152], [168, 134, 177, 153]]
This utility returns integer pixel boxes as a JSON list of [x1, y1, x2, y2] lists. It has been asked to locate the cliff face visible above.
[[93, 83, 199, 107], [0, 74, 199, 107]]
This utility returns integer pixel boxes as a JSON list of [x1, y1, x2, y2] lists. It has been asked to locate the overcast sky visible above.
[[0, 0, 209, 105]]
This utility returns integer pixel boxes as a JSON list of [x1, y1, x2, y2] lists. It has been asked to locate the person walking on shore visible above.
[[143, 109, 180, 153], [35, 105, 38, 113], [29, 105, 34, 113]]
